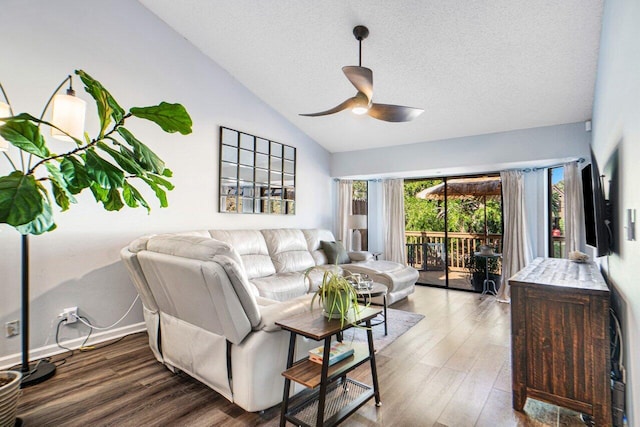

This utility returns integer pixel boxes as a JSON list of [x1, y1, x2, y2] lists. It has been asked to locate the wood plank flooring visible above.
[[16, 286, 588, 426]]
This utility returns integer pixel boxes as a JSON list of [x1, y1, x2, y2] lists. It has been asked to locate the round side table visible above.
[[355, 282, 388, 335], [474, 252, 502, 298]]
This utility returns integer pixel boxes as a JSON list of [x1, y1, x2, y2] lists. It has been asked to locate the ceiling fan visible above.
[[300, 25, 424, 122]]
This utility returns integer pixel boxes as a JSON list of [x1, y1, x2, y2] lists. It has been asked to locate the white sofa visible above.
[[121, 228, 418, 412]]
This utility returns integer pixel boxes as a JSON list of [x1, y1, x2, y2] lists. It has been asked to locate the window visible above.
[[549, 167, 565, 258], [352, 181, 368, 250]]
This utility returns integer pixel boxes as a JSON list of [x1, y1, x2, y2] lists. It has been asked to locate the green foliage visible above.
[[404, 179, 502, 234], [0, 117, 50, 158], [0, 69, 192, 235], [353, 180, 368, 201], [130, 102, 192, 135], [0, 171, 44, 226]]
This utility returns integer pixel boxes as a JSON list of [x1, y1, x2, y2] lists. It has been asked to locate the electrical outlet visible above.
[[5, 320, 19, 337], [60, 306, 78, 324]]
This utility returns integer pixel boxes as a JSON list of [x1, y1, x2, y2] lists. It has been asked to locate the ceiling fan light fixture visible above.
[[352, 106, 369, 115]]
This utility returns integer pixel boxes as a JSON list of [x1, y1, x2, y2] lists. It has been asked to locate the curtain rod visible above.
[[521, 157, 585, 173], [333, 178, 382, 182], [333, 158, 586, 180]]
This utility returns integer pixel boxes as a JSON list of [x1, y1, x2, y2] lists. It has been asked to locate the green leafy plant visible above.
[[0, 70, 192, 234], [308, 268, 362, 328]]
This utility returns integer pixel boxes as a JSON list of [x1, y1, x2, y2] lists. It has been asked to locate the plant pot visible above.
[[0, 371, 21, 427], [322, 291, 352, 320]]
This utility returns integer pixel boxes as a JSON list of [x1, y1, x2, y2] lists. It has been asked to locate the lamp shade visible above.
[[0, 101, 10, 151], [348, 214, 367, 230], [51, 93, 86, 142]]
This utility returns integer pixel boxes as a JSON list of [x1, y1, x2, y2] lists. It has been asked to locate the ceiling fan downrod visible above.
[[353, 25, 369, 67]]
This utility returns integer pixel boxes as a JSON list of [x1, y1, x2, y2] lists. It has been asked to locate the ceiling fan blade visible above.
[[367, 103, 424, 122], [299, 97, 358, 117], [342, 66, 373, 100]]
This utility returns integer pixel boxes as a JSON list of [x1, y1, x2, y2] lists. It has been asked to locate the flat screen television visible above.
[[582, 151, 612, 257]]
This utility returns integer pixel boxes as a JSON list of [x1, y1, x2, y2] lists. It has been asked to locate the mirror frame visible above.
[[219, 126, 296, 214]]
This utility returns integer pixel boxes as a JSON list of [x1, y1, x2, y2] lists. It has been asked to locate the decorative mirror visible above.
[[219, 127, 296, 214]]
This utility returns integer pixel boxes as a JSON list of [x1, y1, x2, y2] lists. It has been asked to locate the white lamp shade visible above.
[[0, 101, 10, 151], [51, 94, 86, 142], [348, 214, 367, 230]]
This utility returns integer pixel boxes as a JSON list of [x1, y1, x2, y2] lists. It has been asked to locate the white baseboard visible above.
[[0, 322, 147, 370]]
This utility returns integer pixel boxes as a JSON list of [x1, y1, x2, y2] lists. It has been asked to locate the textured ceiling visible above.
[[140, 0, 603, 153]]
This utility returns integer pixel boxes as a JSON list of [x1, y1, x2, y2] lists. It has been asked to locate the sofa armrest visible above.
[[347, 251, 374, 262], [256, 294, 314, 332]]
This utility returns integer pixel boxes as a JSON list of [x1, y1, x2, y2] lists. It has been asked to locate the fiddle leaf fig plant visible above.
[[0, 70, 192, 235]]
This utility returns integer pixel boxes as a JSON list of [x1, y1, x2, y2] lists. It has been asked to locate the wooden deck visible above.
[[417, 269, 474, 291]]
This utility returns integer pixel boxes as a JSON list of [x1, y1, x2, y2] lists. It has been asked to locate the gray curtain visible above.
[[496, 170, 532, 302], [383, 179, 407, 264], [564, 161, 585, 254], [337, 180, 353, 250]]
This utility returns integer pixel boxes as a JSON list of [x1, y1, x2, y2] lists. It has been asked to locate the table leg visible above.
[[316, 336, 332, 426], [366, 319, 381, 406], [280, 332, 297, 427], [383, 295, 388, 336]]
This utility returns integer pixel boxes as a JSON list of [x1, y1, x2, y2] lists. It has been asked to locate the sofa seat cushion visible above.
[[345, 260, 405, 274], [262, 229, 315, 273], [250, 272, 308, 301], [305, 264, 343, 292], [210, 230, 276, 279]]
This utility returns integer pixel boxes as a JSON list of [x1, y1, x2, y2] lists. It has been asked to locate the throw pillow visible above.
[[320, 240, 351, 264]]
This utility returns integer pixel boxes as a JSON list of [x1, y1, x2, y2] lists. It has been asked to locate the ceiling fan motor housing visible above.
[[353, 25, 369, 41]]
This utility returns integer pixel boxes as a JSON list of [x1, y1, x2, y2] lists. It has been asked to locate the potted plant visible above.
[[0, 70, 191, 389], [308, 269, 361, 328], [0, 371, 21, 426]]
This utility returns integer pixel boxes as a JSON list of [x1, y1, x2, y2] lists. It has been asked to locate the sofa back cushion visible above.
[[261, 229, 315, 273], [302, 229, 336, 265], [139, 234, 261, 342], [209, 230, 276, 280], [320, 240, 351, 264]]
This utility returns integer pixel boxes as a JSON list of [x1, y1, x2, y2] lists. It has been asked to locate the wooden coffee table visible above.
[[276, 306, 382, 427], [355, 282, 388, 335]]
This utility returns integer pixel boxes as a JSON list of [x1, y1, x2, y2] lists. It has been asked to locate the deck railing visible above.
[[405, 230, 503, 272]]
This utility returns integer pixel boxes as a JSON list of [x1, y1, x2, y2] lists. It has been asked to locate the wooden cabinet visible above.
[[510, 257, 611, 426]]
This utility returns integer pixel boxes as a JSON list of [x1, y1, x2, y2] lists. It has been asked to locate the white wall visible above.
[[331, 122, 591, 179], [0, 0, 331, 363], [591, 0, 640, 423]]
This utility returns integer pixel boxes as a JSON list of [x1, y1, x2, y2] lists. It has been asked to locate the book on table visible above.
[[308, 342, 354, 366]]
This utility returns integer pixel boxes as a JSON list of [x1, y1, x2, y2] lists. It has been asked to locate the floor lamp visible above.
[[348, 214, 367, 251], [1, 77, 86, 387]]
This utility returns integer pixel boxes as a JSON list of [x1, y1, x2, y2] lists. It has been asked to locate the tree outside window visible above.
[[549, 167, 565, 258]]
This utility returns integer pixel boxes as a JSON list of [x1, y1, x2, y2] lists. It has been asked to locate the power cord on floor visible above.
[[4, 297, 140, 373], [56, 315, 93, 355]]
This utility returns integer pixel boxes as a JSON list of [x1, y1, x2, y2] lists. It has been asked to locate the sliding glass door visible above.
[[404, 174, 503, 291], [405, 179, 446, 287]]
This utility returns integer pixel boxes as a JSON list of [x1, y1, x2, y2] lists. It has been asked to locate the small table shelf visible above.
[[282, 343, 370, 389], [277, 306, 382, 427], [286, 378, 373, 427]]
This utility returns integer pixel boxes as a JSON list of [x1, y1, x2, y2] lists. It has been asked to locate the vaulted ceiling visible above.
[[140, 0, 603, 153]]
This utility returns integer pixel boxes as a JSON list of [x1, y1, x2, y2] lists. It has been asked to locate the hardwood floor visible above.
[[16, 286, 587, 426]]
